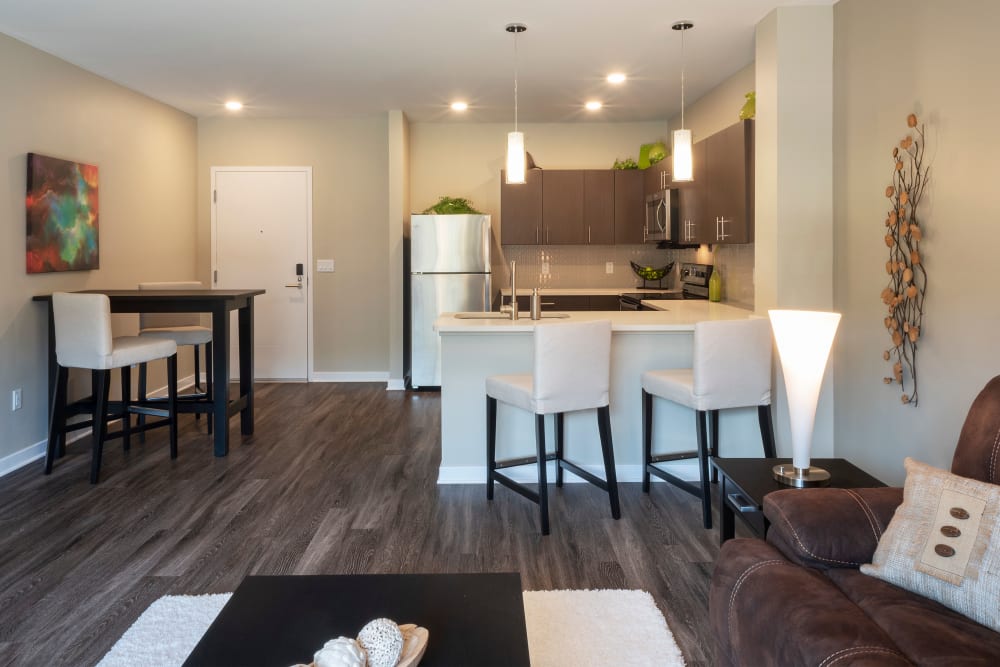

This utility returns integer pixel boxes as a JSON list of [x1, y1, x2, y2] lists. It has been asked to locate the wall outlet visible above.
[[11, 388, 22, 411], [605, 262, 614, 274], [317, 259, 335, 273]]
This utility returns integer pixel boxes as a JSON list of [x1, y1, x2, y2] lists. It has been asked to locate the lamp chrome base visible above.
[[772, 464, 831, 488]]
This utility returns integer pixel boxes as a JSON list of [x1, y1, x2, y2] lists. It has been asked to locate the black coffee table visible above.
[[711, 458, 885, 546], [183, 573, 531, 667]]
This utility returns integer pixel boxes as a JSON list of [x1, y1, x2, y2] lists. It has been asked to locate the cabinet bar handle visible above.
[[588, 226, 591, 243]]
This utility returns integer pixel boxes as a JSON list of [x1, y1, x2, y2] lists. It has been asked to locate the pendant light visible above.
[[505, 23, 527, 185], [672, 21, 694, 182]]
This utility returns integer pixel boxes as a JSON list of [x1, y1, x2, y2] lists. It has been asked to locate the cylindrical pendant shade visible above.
[[768, 310, 841, 470], [672, 129, 693, 182], [506, 132, 526, 184]]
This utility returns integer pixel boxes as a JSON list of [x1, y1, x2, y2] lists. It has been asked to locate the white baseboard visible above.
[[386, 379, 405, 391], [0, 374, 195, 480], [0, 440, 47, 478], [437, 461, 700, 484], [310, 371, 390, 383]]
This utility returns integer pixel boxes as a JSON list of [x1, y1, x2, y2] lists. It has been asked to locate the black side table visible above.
[[711, 458, 885, 546]]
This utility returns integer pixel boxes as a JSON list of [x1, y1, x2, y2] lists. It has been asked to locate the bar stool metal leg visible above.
[[709, 409, 719, 483], [696, 409, 712, 529], [167, 354, 179, 459], [121, 366, 132, 452], [597, 406, 621, 519], [641, 389, 653, 493], [554, 413, 564, 488], [45, 366, 68, 474], [535, 413, 550, 536], [486, 396, 497, 500], [137, 362, 148, 443], [758, 405, 776, 458], [90, 370, 111, 484]]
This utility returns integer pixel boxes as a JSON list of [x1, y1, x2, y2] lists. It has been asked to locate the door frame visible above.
[[210, 166, 314, 381]]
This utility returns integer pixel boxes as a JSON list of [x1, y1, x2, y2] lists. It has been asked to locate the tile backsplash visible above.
[[498, 243, 755, 309]]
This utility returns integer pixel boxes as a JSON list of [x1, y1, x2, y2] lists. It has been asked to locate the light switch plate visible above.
[[605, 262, 614, 274], [317, 259, 335, 273], [541, 261, 550, 274]]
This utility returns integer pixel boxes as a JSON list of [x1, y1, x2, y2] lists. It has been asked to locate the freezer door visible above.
[[410, 273, 491, 388], [410, 215, 491, 274]]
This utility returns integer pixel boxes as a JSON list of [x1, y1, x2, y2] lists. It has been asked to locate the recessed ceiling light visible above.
[[451, 101, 469, 111], [585, 101, 603, 111], [224, 100, 243, 111], [607, 73, 626, 84]]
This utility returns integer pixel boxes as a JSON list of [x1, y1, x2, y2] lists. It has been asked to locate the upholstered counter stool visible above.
[[137, 281, 213, 435], [641, 318, 775, 529], [485, 319, 621, 535], [46, 292, 179, 483]]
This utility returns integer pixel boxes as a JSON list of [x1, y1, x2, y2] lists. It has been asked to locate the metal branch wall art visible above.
[[881, 113, 929, 405]]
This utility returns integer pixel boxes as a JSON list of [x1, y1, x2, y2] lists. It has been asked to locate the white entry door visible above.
[[212, 167, 311, 381]]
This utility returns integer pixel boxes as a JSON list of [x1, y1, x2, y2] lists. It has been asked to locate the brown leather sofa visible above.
[[709, 376, 1000, 666]]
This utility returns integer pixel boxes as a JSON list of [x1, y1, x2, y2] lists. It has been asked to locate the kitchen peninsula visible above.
[[435, 301, 768, 484]]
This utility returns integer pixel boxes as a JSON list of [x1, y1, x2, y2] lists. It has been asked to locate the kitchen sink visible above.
[[453, 312, 570, 319]]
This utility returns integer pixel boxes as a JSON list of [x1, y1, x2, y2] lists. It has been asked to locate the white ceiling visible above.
[[0, 0, 835, 122]]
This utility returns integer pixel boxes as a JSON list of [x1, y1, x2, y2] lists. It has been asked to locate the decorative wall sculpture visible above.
[[881, 114, 929, 405], [26, 153, 99, 273]]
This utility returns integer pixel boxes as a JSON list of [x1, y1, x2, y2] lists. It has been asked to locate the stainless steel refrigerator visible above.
[[408, 214, 492, 389]]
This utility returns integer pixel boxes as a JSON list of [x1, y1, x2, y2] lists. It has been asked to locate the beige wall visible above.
[[0, 34, 197, 470], [667, 63, 754, 144], [833, 0, 1000, 484], [197, 116, 390, 376]]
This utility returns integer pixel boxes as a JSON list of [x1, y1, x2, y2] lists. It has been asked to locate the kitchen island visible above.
[[435, 301, 768, 484]]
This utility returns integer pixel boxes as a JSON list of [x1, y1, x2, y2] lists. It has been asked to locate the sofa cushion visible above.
[[829, 568, 1000, 664], [710, 539, 911, 666], [861, 458, 1000, 632], [765, 486, 903, 570]]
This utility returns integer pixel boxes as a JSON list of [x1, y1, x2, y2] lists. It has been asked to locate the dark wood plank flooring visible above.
[[0, 383, 736, 666]]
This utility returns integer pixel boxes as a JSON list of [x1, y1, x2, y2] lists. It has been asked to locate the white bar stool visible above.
[[641, 318, 775, 528], [485, 319, 621, 535], [137, 281, 213, 435], [45, 292, 179, 483]]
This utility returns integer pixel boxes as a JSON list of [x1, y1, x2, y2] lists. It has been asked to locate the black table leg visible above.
[[211, 306, 231, 456], [238, 300, 254, 435], [719, 472, 735, 545]]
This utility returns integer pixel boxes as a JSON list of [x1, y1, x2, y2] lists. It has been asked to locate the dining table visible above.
[[34, 289, 265, 457]]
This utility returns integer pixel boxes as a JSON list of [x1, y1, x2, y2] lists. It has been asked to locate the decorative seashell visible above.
[[396, 624, 430, 667], [314, 637, 367, 667], [357, 618, 404, 667]]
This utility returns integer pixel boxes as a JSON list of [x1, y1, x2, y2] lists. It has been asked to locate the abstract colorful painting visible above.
[[26, 153, 99, 273]]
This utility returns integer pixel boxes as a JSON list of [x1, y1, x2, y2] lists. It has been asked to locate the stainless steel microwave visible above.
[[644, 188, 679, 243]]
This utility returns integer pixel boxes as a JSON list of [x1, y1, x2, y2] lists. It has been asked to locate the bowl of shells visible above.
[[292, 618, 429, 667]]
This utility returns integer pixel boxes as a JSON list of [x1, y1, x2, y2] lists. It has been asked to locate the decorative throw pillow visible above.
[[861, 457, 1000, 632]]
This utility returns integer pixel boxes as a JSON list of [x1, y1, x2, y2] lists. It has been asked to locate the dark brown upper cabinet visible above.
[[542, 170, 585, 244], [675, 119, 754, 245], [500, 169, 543, 245], [643, 160, 671, 197], [614, 170, 645, 244], [584, 170, 614, 244]]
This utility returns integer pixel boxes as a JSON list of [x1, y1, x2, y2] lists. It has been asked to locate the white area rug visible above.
[[99, 588, 685, 666]]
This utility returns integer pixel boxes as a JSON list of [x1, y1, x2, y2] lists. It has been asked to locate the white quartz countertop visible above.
[[435, 300, 753, 333], [499, 287, 680, 296]]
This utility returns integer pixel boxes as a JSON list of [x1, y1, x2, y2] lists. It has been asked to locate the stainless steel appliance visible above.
[[644, 188, 679, 243], [679, 262, 714, 299], [618, 262, 713, 309], [407, 214, 492, 389]]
